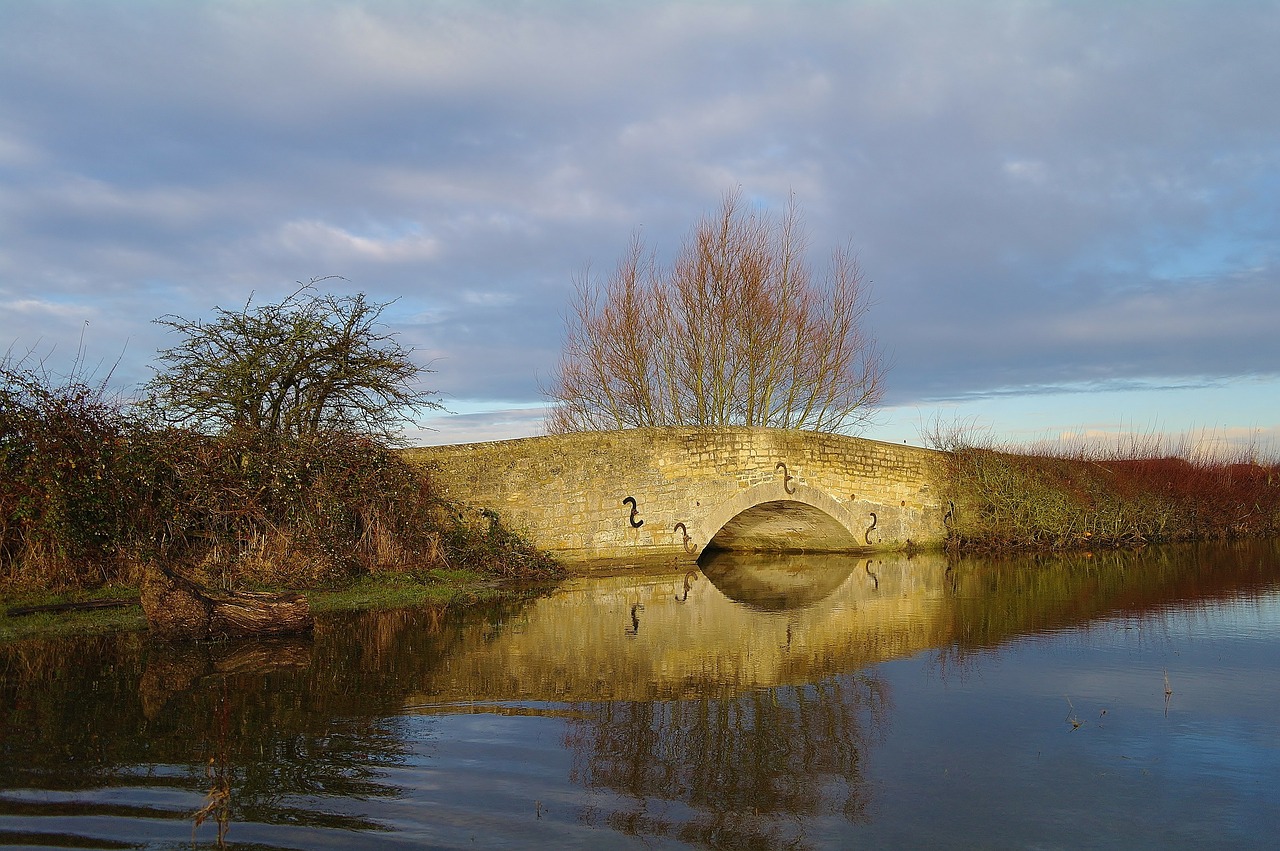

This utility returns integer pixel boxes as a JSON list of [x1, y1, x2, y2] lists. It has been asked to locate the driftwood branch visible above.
[[6, 597, 138, 617]]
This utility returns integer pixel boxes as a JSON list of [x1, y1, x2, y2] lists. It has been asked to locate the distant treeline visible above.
[[0, 364, 558, 592]]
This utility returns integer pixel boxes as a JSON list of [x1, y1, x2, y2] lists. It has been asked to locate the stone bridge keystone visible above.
[[403, 427, 949, 563]]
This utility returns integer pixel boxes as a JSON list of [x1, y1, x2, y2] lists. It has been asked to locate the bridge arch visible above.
[[693, 483, 870, 555]]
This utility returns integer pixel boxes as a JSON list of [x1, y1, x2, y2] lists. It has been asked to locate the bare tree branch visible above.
[[545, 191, 886, 434]]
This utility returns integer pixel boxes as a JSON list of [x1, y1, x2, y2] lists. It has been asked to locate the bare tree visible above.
[[546, 192, 886, 434], [144, 280, 440, 441]]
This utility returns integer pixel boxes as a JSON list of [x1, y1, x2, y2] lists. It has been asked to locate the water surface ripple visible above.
[[2, 540, 1277, 848]]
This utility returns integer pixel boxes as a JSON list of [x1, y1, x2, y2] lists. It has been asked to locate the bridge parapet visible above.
[[403, 427, 950, 563]]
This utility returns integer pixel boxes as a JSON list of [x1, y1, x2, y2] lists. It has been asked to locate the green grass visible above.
[[0, 569, 519, 643], [0, 585, 147, 642], [306, 569, 501, 613]]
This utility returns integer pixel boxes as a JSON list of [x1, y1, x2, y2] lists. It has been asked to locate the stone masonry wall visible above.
[[401, 427, 950, 563]]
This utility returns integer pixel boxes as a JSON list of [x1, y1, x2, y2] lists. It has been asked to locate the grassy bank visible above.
[[0, 567, 529, 643], [932, 427, 1280, 550]]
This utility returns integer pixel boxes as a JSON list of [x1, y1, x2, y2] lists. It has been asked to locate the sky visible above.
[[2, 1, 1277, 456]]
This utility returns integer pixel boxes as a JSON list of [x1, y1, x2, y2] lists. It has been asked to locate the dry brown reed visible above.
[[925, 419, 1280, 550]]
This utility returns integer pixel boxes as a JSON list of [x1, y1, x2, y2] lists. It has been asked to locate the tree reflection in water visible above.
[[2, 541, 1276, 848], [0, 606, 465, 841], [566, 674, 889, 847]]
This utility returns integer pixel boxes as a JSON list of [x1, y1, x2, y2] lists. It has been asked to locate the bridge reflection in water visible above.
[[400, 542, 1280, 708], [402, 552, 954, 706], [389, 544, 1279, 846], [400, 551, 923, 840]]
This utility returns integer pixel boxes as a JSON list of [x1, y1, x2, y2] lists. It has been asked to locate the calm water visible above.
[[2, 541, 1278, 849]]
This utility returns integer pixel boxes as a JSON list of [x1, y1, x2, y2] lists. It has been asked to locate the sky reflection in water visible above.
[[0, 540, 1277, 848]]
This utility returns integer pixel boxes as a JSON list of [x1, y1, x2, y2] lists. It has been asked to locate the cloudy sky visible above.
[[2, 1, 1277, 454]]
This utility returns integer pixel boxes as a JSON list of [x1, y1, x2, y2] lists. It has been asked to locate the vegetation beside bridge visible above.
[[1, 340, 559, 600], [933, 427, 1280, 551]]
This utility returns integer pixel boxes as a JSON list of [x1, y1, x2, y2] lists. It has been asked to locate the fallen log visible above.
[[141, 565, 313, 641]]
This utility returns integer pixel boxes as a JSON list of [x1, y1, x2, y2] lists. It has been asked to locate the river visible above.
[[1, 540, 1277, 849]]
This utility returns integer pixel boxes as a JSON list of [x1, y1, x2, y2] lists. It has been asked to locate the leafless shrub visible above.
[[546, 190, 886, 434]]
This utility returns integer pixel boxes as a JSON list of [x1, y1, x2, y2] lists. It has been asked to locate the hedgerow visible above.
[[1, 363, 557, 591]]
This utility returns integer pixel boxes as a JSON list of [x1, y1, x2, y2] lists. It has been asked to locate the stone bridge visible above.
[[403, 427, 951, 563]]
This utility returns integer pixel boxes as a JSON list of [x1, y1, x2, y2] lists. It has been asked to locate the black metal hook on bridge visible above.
[[775, 462, 797, 495], [622, 496, 644, 528], [943, 500, 956, 528], [865, 511, 878, 545], [674, 522, 696, 554]]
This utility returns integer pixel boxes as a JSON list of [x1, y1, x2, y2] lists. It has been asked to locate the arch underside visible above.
[[704, 499, 862, 554]]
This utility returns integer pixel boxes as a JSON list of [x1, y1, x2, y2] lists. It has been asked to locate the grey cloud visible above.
[[1, 1, 1276, 433]]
